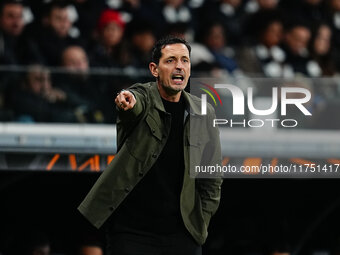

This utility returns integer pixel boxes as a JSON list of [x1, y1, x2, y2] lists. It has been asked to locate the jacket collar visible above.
[[149, 81, 203, 116], [149, 82, 166, 112], [182, 90, 203, 116]]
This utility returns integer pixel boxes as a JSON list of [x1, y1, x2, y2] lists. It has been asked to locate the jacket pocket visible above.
[[145, 114, 162, 141], [125, 114, 163, 161], [187, 134, 206, 156], [186, 134, 209, 176]]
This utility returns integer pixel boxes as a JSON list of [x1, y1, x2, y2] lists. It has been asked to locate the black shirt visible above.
[[110, 95, 186, 234]]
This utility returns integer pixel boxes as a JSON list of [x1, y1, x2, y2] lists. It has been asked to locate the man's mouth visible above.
[[171, 74, 184, 83]]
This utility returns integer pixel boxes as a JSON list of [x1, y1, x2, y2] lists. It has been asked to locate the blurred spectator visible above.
[[0, 0, 24, 37], [125, 19, 156, 68], [166, 19, 195, 42], [244, 0, 280, 14], [44, 2, 72, 38], [201, 0, 246, 46], [160, 0, 193, 27], [279, 0, 326, 25], [7, 65, 89, 123], [90, 9, 129, 68], [281, 21, 322, 77], [166, 22, 216, 71], [199, 21, 239, 74], [0, 0, 25, 116], [77, 245, 103, 255], [325, 0, 340, 69], [62, 45, 89, 74], [8, 230, 51, 255], [0, 0, 25, 65], [236, 10, 286, 77], [136, 0, 194, 38], [106, 0, 141, 12], [75, 239, 104, 255], [309, 23, 337, 76], [26, 234, 51, 255], [29, 0, 82, 66], [71, 0, 106, 44], [57, 45, 112, 123], [105, 0, 141, 24]]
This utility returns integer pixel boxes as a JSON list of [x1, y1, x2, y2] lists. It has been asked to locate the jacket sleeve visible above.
[[116, 84, 148, 122], [116, 83, 149, 151], [196, 104, 223, 227]]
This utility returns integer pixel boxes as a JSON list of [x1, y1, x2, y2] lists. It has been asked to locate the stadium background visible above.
[[1, 0, 340, 254]]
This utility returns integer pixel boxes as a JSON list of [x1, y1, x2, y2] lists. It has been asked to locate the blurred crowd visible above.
[[1, 0, 340, 123], [2, 229, 340, 255], [2, 230, 105, 255]]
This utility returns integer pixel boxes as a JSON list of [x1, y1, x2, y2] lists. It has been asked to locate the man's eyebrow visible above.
[[166, 55, 190, 59], [167, 56, 176, 59]]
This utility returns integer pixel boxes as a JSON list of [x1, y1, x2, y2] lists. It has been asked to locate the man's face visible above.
[[27, 68, 51, 95], [205, 24, 225, 50], [285, 26, 311, 55], [49, 7, 71, 38], [62, 46, 89, 73], [262, 21, 283, 47], [101, 22, 123, 47], [331, 0, 340, 11], [0, 3, 24, 36], [313, 25, 331, 56], [150, 43, 191, 97], [132, 32, 155, 53]]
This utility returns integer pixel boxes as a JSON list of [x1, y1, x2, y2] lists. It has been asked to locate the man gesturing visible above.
[[78, 36, 222, 255]]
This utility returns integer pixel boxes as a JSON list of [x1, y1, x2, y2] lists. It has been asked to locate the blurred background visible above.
[[1, 0, 340, 254]]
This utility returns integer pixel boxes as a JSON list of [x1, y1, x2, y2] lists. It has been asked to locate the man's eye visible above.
[[166, 59, 173, 63], [183, 59, 189, 63]]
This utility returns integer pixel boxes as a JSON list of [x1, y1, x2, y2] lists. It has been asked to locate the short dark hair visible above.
[[151, 36, 191, 64], [44, 0, 69, 17], [284, 17, 311, 33], [0, 0, 22, 15]]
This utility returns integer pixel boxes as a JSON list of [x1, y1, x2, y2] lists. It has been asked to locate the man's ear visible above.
[[149, 62, 158, 78]]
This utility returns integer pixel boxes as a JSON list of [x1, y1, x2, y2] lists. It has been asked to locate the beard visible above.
[[162, 84, 184, 95], [158, 79, 187, 96]]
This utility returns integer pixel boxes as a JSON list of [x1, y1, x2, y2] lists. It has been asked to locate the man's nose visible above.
[[176, 61, 184, 70]]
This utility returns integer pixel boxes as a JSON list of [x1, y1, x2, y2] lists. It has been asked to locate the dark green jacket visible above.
[[78, 82, 222, 245]]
